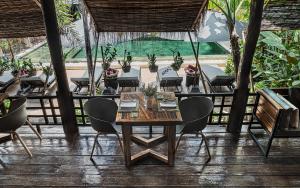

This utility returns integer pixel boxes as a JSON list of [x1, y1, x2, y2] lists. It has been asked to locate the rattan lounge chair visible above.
[[157, 66, 183, 92], [0, 71, 16, 92], [117, 66, 141, 92], [20, 73, 56, 94], [71, 67, 103, 93], [201, 65, 235, 93]]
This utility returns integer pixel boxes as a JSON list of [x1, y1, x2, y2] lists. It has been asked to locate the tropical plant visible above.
[[118, 49, 132, 72], [170, 50, 184, 71], [100, 44, 117, 71], [209, 0, 249, 76], [252, 31, 300, 89], [147, 53, 158, 72]]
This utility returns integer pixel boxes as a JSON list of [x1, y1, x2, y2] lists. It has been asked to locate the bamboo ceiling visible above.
[[0, 0, 45, 38], [261, 0, 300, 30], [83, 0, 208, 32]]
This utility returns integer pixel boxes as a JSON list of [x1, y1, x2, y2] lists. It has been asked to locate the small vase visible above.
[[145, 96, 155, 109]]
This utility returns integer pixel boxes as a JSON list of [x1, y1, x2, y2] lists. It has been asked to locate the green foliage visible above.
[[170, 50, 184, 71], [101, 44, 117, 71], [224, 55, 235, 75], [209, 0, 250, 22], [39, 62, 54, 76], [118, 49, 132, 69], [0, 57, 10, 73], [252, 30, 300, 89], [141, 83, 157, 97], [147, 53, 157, 68], [10, 58, 37, 76]]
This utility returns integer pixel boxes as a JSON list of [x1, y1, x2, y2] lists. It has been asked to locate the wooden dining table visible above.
[[116, 92, 182, 167]]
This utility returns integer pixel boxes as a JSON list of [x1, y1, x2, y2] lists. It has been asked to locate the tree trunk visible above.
[[230, 32, 241, 78], [227, 0, 265, 133], [7, 40, 14, 62]]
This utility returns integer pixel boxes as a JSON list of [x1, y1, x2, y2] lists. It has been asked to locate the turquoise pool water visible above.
[[24, 38, 228, 62]]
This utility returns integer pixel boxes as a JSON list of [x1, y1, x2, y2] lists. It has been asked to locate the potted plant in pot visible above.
[[10, 59, 22, 77], [184, 64, 200, 87], [170, 50, 184, 72], [147, 53, 158, 72], [118, 49, 132, 73], [101, 44, 118, 91], [22, 59, 37, 76], [39, 62, 54, 94], [141, 83, 157, 109]]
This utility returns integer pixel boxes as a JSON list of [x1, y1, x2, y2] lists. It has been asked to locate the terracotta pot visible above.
[[149, 65, 158, 73]]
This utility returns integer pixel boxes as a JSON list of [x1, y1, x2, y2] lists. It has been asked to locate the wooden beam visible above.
[[80, 1, 94, 94], [40, 0, 78, 138], [227, 0, 265, 133], [33, 0, 41, 8], [191, 0, 208, 30]]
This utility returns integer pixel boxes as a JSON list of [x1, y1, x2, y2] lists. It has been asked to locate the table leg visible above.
[[122, 125, 132, 167], [167, 125, 176, 166]]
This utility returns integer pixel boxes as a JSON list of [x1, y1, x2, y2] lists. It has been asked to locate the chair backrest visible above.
[[84, 97, 118, 133], [179, 97, 214, 133], [0, 97, 27, 132]]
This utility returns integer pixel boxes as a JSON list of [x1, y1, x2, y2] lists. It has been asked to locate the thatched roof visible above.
[[261, 0, 300, 30], [83, 0, 208, 32], [0, 0, 45, 38]]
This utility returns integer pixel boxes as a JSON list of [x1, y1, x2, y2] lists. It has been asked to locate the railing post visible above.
[[41, 0, 78, 138]]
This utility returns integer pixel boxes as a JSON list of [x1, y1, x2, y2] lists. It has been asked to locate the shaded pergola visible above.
[[1, 0, 290, 137], [261, 0, 300, 31]]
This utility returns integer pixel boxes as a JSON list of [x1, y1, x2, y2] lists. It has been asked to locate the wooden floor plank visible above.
[[1, 125, 300, 187]]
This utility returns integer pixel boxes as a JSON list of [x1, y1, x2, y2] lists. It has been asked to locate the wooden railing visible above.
[[8, 92, 259, 126]]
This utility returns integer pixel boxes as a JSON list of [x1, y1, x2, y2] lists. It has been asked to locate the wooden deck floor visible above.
[[1, 125, 300, 187]]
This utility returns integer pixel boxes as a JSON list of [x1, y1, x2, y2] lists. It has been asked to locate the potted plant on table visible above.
[[141, 83, 157, 109], [118, 50, 132, 73], [101, 44, 118, 91], [184, 64, 200, 87], [147, 53, 158, 72], [170, 50, 184, 72]]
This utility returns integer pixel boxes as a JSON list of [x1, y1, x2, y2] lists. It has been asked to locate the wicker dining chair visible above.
[[84, 97, 123, 160], [0, 97, 42, 157], [176, 97, 214, 163]]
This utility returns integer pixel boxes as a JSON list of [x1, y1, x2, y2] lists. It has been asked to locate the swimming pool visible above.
[[24, 38, 228, 63]]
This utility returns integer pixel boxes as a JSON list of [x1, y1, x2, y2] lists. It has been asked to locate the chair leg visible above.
[[26, 120, 42, 140], [200, 131, 211, 163], [14, 132, 32, 158], [175, 133, 184, 153], [90, 133, 101, 160], [115, 133, 124, 153]]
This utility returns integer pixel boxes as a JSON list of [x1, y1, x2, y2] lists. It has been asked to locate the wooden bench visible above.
[[248, 89, 300, 157]]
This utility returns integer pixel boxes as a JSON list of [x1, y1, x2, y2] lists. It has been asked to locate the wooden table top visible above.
[[116, 92, 182, 126], [0, 93, 8, 104]]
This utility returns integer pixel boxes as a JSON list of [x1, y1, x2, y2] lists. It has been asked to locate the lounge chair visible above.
[[71, 67, 103, 93], [20, 73, 56, 94], [117, 66, 141, 92], [0, 71, 16, 93], [157, 66, 183, 92], [201, 64, 235, 93]]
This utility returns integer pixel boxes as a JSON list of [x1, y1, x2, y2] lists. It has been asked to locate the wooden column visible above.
[[227, 0, 265, 133], [80, 1, 94, 93], [41, 0, 78, 138]]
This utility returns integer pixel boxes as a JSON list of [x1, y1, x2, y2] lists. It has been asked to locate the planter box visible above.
[[185, 74, 199, 87]]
